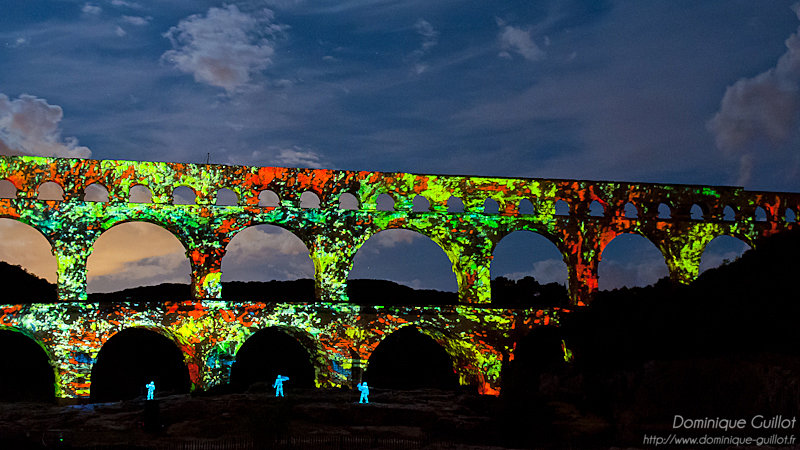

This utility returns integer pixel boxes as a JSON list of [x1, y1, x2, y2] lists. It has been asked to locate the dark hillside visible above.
[[0, 262, 56, 303]]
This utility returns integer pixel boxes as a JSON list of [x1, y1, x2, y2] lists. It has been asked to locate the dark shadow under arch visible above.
[[365, 326, 457, 390], [230, 327, 315, 391], [501, 326, 567, 402], [0, 329, 55, 402], [90, 328, 191, 402], [512, 326, 566, 373]]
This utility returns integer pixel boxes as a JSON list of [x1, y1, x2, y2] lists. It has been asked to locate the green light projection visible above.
[[0, 155, 796, 398]]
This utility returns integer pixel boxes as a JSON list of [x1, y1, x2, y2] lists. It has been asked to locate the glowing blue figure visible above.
[[358, 382, 369, 404], [273, 375, 289, 397], [146, 381, 155, 400]]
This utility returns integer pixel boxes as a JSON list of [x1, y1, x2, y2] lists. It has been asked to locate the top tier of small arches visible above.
[[1, 156, 798, 224]]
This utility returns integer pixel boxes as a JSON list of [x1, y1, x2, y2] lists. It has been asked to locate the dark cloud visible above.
[[707, 4, 800, 184]]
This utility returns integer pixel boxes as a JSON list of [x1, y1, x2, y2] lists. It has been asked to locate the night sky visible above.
[[0, 0, 796, 293]]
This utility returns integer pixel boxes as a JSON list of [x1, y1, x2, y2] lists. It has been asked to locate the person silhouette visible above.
[[145, 381, 155, 400], [273, 375, 290, 397], [357, 382, 369, 404]]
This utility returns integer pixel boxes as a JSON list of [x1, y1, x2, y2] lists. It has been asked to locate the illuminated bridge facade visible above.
[[0, 155, 796, 398]]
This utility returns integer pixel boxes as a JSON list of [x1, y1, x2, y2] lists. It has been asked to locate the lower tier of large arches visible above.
[[0, 301, 562, 400]]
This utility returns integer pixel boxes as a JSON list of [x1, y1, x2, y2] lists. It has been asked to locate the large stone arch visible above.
[[698, 233, 752, 274], [86, 220, 192, 294], [363, 324, 457, 388], [0, 217, 58, 286], [0, 326, 60, 400], [206, 324, 330, 389], [360, 321, 504, 394], [348, 225, 459, 293], [219, 222, 315, 282], [90, 325, 192, 401], [489, 227, 569, 306], [229, 325, 319, 390], [90, 216, 192, 251], [597, 231, 670, 290]]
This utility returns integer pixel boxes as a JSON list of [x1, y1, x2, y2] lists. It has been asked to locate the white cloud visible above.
[[111, 0, 143, 10], [408, 18, 438, 74], [707, 4, 800, 182], [122, 15, 150, 26], [0, 93, 92, 158], [415, 18, 438, 52], [162, 4, 287, 93], [115, 26, 127, 37], [498, 25, 544, 61], [275, 147, 325, 167], [82, 3, 102, 15]]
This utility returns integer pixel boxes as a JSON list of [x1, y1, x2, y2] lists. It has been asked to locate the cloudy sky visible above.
[[0, 0, 796, 294]]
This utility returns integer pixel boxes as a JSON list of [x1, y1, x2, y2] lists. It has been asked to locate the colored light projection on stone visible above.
[[0, 155, 797, 398]]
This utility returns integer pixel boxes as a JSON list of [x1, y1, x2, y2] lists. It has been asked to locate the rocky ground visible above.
[[0, 388, 582, 449]]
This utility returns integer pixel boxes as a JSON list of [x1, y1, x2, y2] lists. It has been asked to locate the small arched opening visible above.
[[657, 203, 671, 219], [483, 198, 499, 214], [447, 196, 464, 213], [0, 180, 16, 199], [84, 183, 109, 202], [338, 193, 359, 210], [690, 204, 705, 220], [129, 185, 153, 203], [215, 188, 238, 206], [518, 199, 535, 215], [37, 181, 64, 201], [624, 202, 638, 218], [376, 193, 395, 211], [172, 186, 196, 205], [554, 200, 569, 216], [412, 195, 430, 212], [589, 200, 604, 217], [258, 190, 280, 207], [300, 191, 320, 209], [722, 205, 736, 221], [786, 208, 797, 223], [755, 206, 767, 222]]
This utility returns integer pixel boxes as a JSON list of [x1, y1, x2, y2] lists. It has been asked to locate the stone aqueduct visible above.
[[0, 155, 797, 399]]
